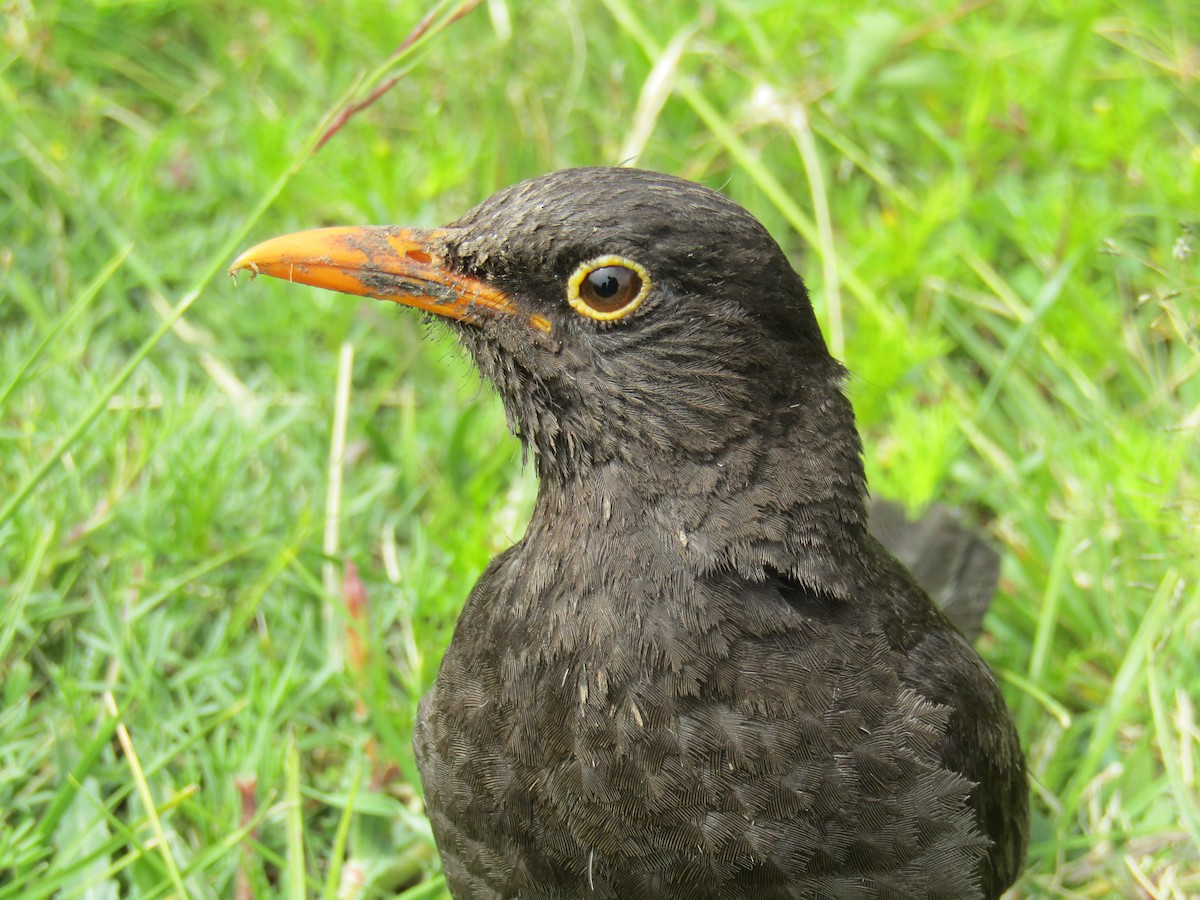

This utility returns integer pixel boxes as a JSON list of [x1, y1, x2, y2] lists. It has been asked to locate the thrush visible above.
[[232, 167, 1028, 899]]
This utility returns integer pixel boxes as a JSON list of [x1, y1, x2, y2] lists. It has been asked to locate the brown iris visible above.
[[567, 255, 652, 321]]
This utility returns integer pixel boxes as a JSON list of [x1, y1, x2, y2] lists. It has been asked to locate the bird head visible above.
[[232, 168, 857, 510]]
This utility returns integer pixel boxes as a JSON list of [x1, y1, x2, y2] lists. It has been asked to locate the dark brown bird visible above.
[[232, 167, 1028, 899]]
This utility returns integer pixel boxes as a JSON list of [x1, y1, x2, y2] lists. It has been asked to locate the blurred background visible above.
[[2, 0, 1197, 896]]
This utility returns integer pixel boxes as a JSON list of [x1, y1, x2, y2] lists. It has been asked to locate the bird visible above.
[[867, 498, 1002, 647], [231, 167, 1028, 899]]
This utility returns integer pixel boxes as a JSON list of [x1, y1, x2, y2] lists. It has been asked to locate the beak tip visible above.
[[228, 249, 261, 282]]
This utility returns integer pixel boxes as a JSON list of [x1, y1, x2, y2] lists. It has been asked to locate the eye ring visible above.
[[566, 255, 652, 322]]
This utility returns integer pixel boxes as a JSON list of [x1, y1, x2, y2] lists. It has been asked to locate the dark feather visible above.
[[869, 498, 1001, 642]]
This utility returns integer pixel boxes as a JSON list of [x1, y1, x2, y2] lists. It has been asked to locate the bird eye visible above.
[[567, 256, 651, 322]]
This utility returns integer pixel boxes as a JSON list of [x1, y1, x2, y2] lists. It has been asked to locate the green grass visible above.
[[2, 0, 1197, 896]]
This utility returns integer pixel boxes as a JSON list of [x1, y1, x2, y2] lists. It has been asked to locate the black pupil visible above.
[[583, 266, 639, 312], [592, 272, 621, 298]]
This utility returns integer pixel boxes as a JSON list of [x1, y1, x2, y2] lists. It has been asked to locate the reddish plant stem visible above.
[[314, 0, 486, 153]]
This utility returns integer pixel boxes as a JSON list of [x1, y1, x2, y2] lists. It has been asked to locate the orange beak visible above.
[[229, 226, 550, 333]]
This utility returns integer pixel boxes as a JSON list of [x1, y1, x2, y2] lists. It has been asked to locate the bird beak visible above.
[[229, 226, 550, 333]]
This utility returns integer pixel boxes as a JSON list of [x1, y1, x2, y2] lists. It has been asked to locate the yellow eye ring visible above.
[[566, 256, 652, 322]]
